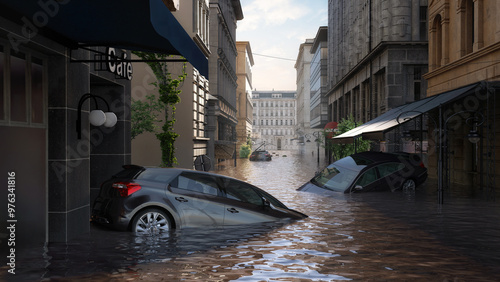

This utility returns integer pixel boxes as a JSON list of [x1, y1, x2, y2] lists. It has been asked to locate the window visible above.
[[432, 15, 443, 69], [10, 52, 27, 122], [355, 168, 378, 187], [194, 0, 210, 47], [413, 67, 423, 101], [377, 163, 405, 178], [1, 46, 46, 125], [224, 179, 263, 206], [419, 6, 428, 41], [464, 0, 474, 54], [171, 172, 219, 196]]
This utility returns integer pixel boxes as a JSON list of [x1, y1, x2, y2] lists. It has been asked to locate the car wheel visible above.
[[132, 208, 171, 235], [401, 179, 416, 191]]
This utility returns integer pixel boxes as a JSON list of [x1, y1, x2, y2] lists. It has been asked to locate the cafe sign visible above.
[[106, 47, 133, 80]]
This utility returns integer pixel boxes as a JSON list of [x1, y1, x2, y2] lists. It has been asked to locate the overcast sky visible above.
[[236, 0, 328, 91]]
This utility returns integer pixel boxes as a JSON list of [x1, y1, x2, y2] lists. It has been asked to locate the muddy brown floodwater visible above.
[[3, 151, 500, 281]]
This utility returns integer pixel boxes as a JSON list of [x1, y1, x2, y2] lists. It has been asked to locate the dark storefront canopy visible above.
[[0, 0, 209, 78], [332, 83, 480, 143]]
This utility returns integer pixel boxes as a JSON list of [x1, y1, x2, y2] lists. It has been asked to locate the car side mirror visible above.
[[262, 197, 271, 207], [354, 185, 363, 191]]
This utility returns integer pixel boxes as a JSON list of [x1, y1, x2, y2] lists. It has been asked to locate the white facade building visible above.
[[252, 91, 298, 151]]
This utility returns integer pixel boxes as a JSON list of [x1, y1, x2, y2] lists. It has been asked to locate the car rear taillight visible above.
[[112, 182, 141, 197], [419, 162, 426, 168]]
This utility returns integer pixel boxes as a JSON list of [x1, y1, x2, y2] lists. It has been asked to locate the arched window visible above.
[[463, 0, 474, 54], [432, 14, 442, 69]]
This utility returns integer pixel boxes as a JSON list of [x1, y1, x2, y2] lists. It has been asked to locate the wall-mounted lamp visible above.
[[401, 130, 413, 142], [77, 93, 117, 139], [467, 129, 481, 144]]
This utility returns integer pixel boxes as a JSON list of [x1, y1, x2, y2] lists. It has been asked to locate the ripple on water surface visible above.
[[5, 151, 500, 281]]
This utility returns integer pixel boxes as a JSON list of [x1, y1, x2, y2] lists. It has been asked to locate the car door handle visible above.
[[175, 197, 188, 202], [227, 207, 239, 213]]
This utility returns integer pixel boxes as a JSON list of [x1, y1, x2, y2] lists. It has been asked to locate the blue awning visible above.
[[0, 0, 209, 78]]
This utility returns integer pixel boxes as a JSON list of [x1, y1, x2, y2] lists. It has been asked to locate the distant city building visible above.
[[310, 26, 329, 129], [295, 38, 327, 161], [235, 41, 254, 154], [252, 91, 298, 151], [295, 39, 313, 136]]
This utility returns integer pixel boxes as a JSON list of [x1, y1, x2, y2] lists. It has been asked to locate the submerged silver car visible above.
[[92, 165, 307, 235]]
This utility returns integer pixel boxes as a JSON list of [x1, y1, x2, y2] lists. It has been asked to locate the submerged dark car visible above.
[[249, 150, 272, 161], [92, 165, 306, 235], [298, 151, 427, 194]]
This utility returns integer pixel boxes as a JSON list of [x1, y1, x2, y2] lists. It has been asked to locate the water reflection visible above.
[[4, 151, 500, 281]]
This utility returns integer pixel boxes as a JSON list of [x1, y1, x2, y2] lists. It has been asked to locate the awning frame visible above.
[[332, 83, 481, 144], [69, 46, 188, 64]]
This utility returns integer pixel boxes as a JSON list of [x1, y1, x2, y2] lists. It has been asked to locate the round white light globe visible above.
[[89, 110, 106, 126], [104, 112, 118, 128]]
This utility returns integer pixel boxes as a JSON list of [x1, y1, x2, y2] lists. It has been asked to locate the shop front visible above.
[[0, 0, 208, 252]]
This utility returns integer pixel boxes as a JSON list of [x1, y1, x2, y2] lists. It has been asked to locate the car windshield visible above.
[[311, 164, 359, 192]]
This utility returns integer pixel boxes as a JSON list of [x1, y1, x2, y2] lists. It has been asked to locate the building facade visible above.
[[327, 0, 429, 135], [207, 0, 243, 164], [310, 26, 329, 130], [423, 0, 499, 192], [252, 91, 298, 151], [132, 0, 212, 169], [235, 41, 254, 154], [295, 39, 315, 155]]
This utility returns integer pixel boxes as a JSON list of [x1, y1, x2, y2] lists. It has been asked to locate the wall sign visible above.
[[106, 47, 133, 80]]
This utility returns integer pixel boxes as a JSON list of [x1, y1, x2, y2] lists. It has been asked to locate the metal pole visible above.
[[317, 141, 319, 164], [438, 105, 443, 205]]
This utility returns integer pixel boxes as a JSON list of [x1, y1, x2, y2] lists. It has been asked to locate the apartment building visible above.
[[235, 41, 254, 154], [295, 39, 315, 154], [327, 0, 429, 132], [252, 91, 298, 151], [310, 26, 329, 130], [208, 0, 244, 163]]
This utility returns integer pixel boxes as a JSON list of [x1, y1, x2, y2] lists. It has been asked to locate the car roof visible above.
[[332, 151, 402, 171], [126, 165, 240, 182]]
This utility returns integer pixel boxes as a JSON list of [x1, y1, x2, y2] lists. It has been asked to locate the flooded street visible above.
[[4, 151, 500, 281]]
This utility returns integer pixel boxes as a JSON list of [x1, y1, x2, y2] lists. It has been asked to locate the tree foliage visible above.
[[131, 94, 164, 139], [131, 51, 186, 167], [323, 115, 371, 160]]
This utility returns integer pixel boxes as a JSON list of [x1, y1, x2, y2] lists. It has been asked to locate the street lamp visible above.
[[397, 109, 484, 205], [305, 131, 322, 165]]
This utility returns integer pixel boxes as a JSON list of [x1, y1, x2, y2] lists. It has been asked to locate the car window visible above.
[[377, 163, 405, 178], [313, 165, 359, 192], [170, 172, 220, 196], [136, 169, 178, 183], [224, 179, 263, 206], [355, 167, 379, 187]]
